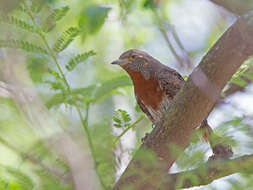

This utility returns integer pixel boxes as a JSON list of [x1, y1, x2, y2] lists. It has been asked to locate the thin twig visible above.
[[169, 24, 194, 70], [153, 10, 184, 68], [153, 9, 193, 71], [113, 115, 144, 147]]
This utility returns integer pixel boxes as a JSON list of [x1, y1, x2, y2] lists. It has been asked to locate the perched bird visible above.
[[111, 49, 232, 158]]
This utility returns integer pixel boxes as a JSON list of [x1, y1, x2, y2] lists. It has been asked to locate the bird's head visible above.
[[111, 49, 150, 71]]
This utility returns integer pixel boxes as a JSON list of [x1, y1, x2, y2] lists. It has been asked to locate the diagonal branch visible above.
[[210, 0, 253, 15], [210, 1, 253, 104], [165, 154, 253, 189], [113, 12, 253, 190]]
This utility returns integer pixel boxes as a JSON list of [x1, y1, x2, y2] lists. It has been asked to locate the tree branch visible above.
[[113, 12, 253, 190], [217, 68, 253, 105], [164, 154, 253, 189], [210, 0, 253, 15]]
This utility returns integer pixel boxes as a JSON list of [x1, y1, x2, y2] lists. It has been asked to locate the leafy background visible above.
[[0, 0, 253, 189]]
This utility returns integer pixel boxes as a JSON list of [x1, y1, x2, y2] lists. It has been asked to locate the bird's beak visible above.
[[111, 59, 128, 66]]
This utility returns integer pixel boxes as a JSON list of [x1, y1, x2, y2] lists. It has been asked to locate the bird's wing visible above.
[[156, 68, 185, 99], [136, 95, 154, 122]]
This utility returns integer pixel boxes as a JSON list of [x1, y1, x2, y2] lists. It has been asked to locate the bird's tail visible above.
[[200, 119, 233, 159], [200, 119, 213, 142]]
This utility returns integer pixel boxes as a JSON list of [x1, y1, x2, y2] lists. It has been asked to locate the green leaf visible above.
[[66, 50, 96, 71], [5, 167, 34, 190], [72, 85, 97, 97], [36, 170, 70, 190], [114, 124, 122, 128], [0, 165, 34, 190], [223, 117, 243, 127], [51, 6, 70, 21], [27, 55, 50, 83], [53, 27, 80, 53], [118, 109, 131, 123], [93, 75, 132, 102], [0, 39, 48, 54], [43, 6, 70, 32], [230, 76, 248, 87], [135, 103, 142, 113], [243, 71, 253, 81], [79, 4, 111, 40], [0, 13, 36, 33], [48, 69, 62, 81], [113, 109, 132, 129], [113, 116, 121, 124], [46, 76, 132, 109], [45, 93, 66, 109], [230, 57, 253, 86], [143, 0, 156, 9], [45, 85, 96, 109], [46, 81, 65, 91]]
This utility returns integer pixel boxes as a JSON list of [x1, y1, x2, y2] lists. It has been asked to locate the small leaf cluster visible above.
[[0, 165, 34, 190], [230, 57, 253, 87], [113, 109, 132, 128], [43, 6, 69, 32], [53, 27, 80, 53], [0, 39, 48, 54], [0, 13, 36, 32], [66, 50, 96, 71]]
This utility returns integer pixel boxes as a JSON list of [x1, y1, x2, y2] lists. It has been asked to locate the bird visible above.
[[111, 49, 233, 159]]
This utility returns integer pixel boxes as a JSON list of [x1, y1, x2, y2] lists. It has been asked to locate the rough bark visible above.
[[210, 0, 253, 15], [113, 12, 253, 190]]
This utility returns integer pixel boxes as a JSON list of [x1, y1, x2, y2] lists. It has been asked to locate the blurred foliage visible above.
[[230, 57, 253, 87], [43, 6, 70, 32], [0, 0, 252, 190], [79, 4, 111, 41], [0, 0, 23, 12]]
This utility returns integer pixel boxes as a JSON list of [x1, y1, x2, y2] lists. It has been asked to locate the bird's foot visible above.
[[208, 143, 233, 161], [141, 132, 150, 143]]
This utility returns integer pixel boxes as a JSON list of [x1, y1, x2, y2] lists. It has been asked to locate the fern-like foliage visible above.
[[51, 6, 70, 21], [230, 57, 253, 87], [53, 27, 79, 53], [0, 13, 36, 33], [36, 170, 71, 190], [5, 167, 35, 190], [113, 109, 131, 128], [66, 50, 96, 71], [0, 39, 48, 54], [44, 6, 70, 32], [0, 165, 34, 190]]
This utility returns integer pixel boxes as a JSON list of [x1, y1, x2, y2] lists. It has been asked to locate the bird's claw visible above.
[[141, 132, 150, 143], [208, 143, 233, 161]]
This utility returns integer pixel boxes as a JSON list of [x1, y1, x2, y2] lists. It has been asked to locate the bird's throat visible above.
[[124, 67, 164, 111]]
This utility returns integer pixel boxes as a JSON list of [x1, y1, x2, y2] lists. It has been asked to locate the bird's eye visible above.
[[131, 55, 137, 59]]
